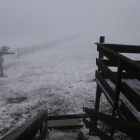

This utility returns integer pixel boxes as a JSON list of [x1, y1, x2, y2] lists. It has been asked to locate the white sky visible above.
[[0, 0, 140, 48]]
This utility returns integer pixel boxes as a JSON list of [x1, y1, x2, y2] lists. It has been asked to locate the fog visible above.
[[0, 0, 140, 48]]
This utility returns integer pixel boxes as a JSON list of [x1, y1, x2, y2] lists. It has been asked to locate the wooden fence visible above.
[[17, 46, 47, 58], [83, 107, 140, 140], [82, 36, 140, 139]]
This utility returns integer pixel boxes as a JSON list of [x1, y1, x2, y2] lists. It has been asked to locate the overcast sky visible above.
[[0, 0, 140, 48]]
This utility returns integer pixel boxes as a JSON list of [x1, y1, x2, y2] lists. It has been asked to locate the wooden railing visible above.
[[17, 46, 47, 58], [84, 36, 140, 139], [83, 107, 140, 140], [1, 112, 86, 140], [1, 111, 48, 140], [95, 42, 140, 123]]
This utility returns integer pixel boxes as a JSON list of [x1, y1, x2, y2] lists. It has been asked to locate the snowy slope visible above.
[[0, 45, 105, 138], [1, 45, 137, 139]]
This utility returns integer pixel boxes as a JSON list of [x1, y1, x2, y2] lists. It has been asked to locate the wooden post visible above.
[[89, 36, 105, 135], [17, 49, 19, 58], [45, 119, 48, 139], [99, 36, 105, 59], [110, 59, 123, 137], [100, 36, 105, 43], [40, 125, 42, 134], [0, 55, 3, 76], [93, 85, 102, 126], [93, 37, 105, 124]]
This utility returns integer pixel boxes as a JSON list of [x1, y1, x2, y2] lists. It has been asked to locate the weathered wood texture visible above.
[[47, 114, 87, 120], [1, 113, 87, 140], [84, 118, 114, 140], [83, 107, 140, 140], [48, 125, 83, 130], [100, 43, 140, 53], [1, 111, 48, 140], [92, 40, 140, 139], [96, 43, 140, 122]]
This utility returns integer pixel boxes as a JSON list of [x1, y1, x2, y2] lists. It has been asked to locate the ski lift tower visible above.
[[0, 46, 15, 77]]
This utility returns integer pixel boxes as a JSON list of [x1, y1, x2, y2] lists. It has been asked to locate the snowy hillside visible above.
[[0, 45, 112, 138]]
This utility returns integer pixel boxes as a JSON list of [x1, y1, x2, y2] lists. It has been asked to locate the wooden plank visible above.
[[121, 72, 137, 79], [101, 59, 140, 67], [119, 92, 140, 123], [101, 78, 140, 123], [95, 71, 115, 103], [1, 111, 48, 140], [121, 60, 140, 81], [83, 119, 114, 140], [97, 45, 140, 81], [132, 79, 140, 87], [121, 82, 140, 111], [101, 59, 117, 67], [134, 61, 140, 64], [96, 75, 140, 124], [38, 124, 48, 140], [96, 58, 117, 84], [96, 79, 114, 106], [101, 71, 136, 79], [97, 45, 119, 65], [96, 43, 140, 53], [48, 125, 83, 130], [83, 107, 140, 139], [47, 114, 87, 120], [99, 77, 140, 123]]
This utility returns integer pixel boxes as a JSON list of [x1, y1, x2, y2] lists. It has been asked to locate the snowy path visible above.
[[0, 46, 107, 138]]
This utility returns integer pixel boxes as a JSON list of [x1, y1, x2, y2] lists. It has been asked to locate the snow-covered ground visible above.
[[1, 45, 138, 139], [0, 45, 105, 138]]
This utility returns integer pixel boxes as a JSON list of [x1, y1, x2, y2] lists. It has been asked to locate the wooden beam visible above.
[[96, 43, 140, 53], [96, 58, 117, 84], [97, 45, 140, 81], [101, 59, 140, 67], [83, 107, 140, 139], [83, 119, 114, 140], [48, 125, 83, 130], [47, 114, 87, 120], [95, 71, 115, 103], [119, 100, 140, 124], [121, 82, 140, 112], [1, 111, 48, 140], [101, 59, 117, 67]]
